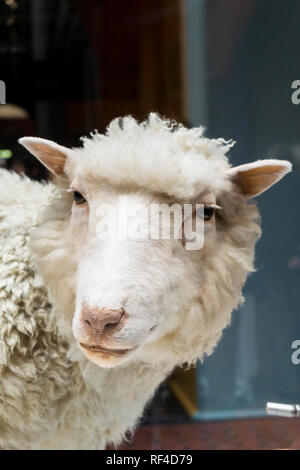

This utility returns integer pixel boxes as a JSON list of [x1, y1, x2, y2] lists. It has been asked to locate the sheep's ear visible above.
[[18, 137, 71, 176], [227, 159, 292, 198]]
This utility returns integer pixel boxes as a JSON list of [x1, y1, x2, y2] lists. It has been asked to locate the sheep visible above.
[[0, 113, 291, 449]]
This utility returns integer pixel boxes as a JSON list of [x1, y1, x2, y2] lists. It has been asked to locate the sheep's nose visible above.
[[81, 304, 125, 336]]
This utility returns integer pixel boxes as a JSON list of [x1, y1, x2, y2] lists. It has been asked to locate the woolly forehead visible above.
[[65, 123, 233, 200], [18, 114, 292, 202]]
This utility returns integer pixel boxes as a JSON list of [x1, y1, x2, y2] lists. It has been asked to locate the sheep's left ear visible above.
[[18, 137, 71, 177], [227, 159, 292, 198]]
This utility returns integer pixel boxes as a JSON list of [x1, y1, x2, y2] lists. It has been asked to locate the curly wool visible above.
[[0, 171, 75, 449], [69, 113, 234, 200]]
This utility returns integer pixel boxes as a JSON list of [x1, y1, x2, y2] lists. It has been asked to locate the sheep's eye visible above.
[[73, 191, 86, 204], [203, 206, 215, 221]]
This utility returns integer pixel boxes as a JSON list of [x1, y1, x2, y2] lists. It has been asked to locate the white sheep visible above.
[[0, 114, 291, 449]]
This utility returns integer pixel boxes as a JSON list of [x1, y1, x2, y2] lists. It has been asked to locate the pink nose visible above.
[[81, 304, 125, 337]]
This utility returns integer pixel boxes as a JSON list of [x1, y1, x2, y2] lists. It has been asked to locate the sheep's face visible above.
[[68, 182, 220, 367], [19, 119, 291, 368]]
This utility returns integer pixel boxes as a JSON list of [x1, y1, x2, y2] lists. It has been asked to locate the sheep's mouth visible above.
[[79, 342, 132, 356]]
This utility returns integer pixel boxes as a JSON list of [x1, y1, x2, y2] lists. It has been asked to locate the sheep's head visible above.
[[19, 115, 291, 368]]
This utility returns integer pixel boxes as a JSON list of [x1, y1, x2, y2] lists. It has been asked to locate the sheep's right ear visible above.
[[18, 137, 71, 177]]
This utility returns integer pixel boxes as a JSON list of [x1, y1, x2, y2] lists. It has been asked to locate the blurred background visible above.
[[1, 0, 300, 449]]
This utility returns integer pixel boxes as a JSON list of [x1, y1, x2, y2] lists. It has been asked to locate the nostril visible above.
[[85, 319, 91, 327], [105, 317, 122, 329], [103, 309, 125, 332], [106, 322, 118, 328]]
